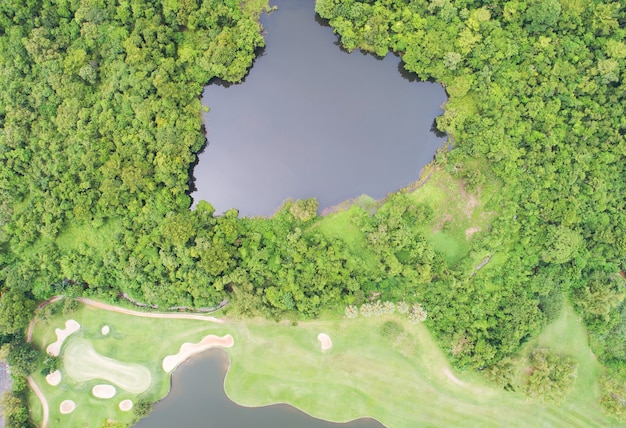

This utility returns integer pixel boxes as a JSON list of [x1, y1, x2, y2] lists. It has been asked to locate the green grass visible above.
[[312, 166, 497, 270], [509, 303, 610, 425], [313, 201, 378, 266], [30, 300, 623, 428], [29, 303, 233, 427], [408, 165, 497, 267], [63, 339, 152, 393], [224, 311, 622, 428]]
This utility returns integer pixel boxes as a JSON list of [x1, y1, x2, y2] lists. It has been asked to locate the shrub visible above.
[[408, 303, 428, 324], [397, 301, 409, 314], [372, 300, 384, 316], [344, 305, 359, 319], [382, 301, 396, 315], [360, 303, 373, 317], [524, 348, 578, 403]]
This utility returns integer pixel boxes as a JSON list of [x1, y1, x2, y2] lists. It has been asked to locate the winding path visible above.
[[27, 377, 49, 428], [25, 296, 228, 428], [76, 298, 226, 323]]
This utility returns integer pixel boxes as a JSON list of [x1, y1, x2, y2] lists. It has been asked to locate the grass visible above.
[[29, 303, 233, 427], [29, 299, 624, 427], [311, 165, 497, 271], [224, 310, 622, 428], [63, 339, 152, 393], [509, 303, 610, 426], [408, 165, 497, 267]]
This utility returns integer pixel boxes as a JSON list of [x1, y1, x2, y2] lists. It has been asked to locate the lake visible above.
[[134, 350, 384, 428], [190, 0, 447, 217]]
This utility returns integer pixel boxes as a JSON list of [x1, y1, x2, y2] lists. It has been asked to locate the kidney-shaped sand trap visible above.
[[47, 320, 80, 356], [64, 339, 151, 394], [92, 384, 116, 399], [46, 370, 61, 386], [317, 333, 332, 351], [162, 334, 234, 373], [60, 400, 76, 414]]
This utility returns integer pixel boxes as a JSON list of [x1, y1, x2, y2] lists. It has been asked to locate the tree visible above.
[[524, 0, 561, 33], [0, 291, 37, 336], [524, 348, 578, 403], [541, 226, 582, 264]]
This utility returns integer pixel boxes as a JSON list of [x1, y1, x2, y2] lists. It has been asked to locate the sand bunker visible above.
[[317, 333, 332, 351], [46, 319, 80, 356], [64, 339, 151, 394], [60, 400, 76, 414], [92, 384, 116, 399], [101, 325, 110, 335], [162, 334, 234, 373], [119, 399, 133, 411], [46, 370, 61, 386]]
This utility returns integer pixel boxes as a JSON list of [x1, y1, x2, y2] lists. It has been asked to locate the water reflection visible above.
[[134, 350, 384, 428], [190, 0, 447, 217]]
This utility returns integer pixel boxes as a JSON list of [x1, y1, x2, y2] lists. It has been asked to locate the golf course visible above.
[[26, 297, 622, 427]]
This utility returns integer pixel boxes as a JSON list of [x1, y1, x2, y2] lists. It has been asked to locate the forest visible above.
[[0, 0, 625, 425]]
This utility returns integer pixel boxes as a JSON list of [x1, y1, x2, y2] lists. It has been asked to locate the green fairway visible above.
[[224, 310, 622, 428], [29, 300, 623, 427]]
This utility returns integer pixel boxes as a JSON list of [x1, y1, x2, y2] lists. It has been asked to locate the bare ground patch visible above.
[[465, 226, 481, 240]]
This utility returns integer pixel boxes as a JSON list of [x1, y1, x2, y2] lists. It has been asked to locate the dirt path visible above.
[[77, 298, 226, 323], [443, 368, 469, 387], [28, 377, 48, 428]]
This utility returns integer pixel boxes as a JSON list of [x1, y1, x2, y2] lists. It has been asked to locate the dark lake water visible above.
[[134, 350, 384, 428], [190, 0, 447, 217]]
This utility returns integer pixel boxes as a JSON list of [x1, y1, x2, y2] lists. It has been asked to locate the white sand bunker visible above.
[[162, 334, 234, 373], [317, 333, 332, 351], [64, 339, 151, 394], [119, 399, 133, 411], [60, 400, 76, 414], [46, 370, 61, 386], [92, 384, 116, 399], [101, 325, 110, 335], [47, 319, 80, 356]]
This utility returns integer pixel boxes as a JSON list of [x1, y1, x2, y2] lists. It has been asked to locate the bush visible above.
[[600, 374, 626, 420], [408, 303, 428, 324], [524, 348, 578, 403], [62, 298, 80, 316], [344, 305, 359, 319], [397, 301, 409, 314], [133, 399, 153, 420], [360, 303, 374, 317], [382, 301, 396, 315]]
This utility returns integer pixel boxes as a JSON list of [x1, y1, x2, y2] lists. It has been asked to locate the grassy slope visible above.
[[29, 301, 623, 427], [225, 309, 621, 428], [314, 165, 496, 270]]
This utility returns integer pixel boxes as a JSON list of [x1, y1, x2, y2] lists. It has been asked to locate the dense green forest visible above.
[[0, 0, 625, 424]]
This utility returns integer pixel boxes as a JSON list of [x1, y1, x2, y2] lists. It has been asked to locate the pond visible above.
[[190, 0, 447, 217], [133, 350, 384, 428]]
